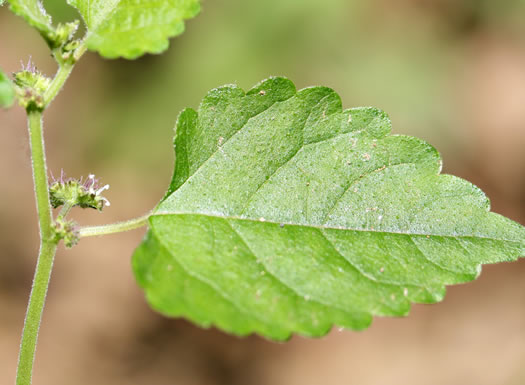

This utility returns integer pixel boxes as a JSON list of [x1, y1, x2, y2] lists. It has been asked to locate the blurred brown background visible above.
[[1, 0, 525, 384]]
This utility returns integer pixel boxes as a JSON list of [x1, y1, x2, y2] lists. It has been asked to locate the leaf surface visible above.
[[67, 0, 200, 59], [0, 69, 15, 108], [133, 77, 525, 340], [6, 0, 54, 37]]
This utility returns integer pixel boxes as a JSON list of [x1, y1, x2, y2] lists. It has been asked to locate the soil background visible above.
[[1, 1, 524, 384]]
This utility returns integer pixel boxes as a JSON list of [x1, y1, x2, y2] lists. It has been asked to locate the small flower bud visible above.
[[49, 21, 82, 65], [51, 21, 80, 49]]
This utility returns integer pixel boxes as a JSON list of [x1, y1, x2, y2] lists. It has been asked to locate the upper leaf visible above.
[[0, 69, 15, 108], [132, 77, 525, 340], [6, 0, 54, 39], [67, 0, 201, 59]]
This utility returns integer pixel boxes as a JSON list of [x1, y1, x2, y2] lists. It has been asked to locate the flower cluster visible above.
[[53, 218, 79, 248], [49, 21, 81, 63], [49, 172, 110, 211], [13, 57, 51, 110]]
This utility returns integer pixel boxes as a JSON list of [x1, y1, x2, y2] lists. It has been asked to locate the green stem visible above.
[[16, 111, 59, 385], [78, 213, 151, 238], [16, 241, 57, 385], [57, 201, 74, 220], [73, 42, 87, 62], [27, 112, 54, 241], [43, 44, 87, 108], [16, 46, 85, 382], [43, 61, 74, 108]]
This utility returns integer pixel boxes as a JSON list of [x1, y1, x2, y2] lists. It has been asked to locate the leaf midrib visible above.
[[151, 211, 523, 244]]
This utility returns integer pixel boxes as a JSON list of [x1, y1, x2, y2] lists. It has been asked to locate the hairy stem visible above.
[[16, 46, 84, 382], [43, 44, 86, 108], [16, 111, 59, 385], [78, 213, 151, 238], [73, 42, 88, 62], [43, 61, 74, 108], [16, 241, 57, 385], [27, 112, 54, 241], [57, 201, 74, 220]]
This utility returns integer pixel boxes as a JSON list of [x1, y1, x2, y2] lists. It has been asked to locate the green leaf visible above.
[[0, 69, 15, 108], [67, 0, 200, 59], [6, 0, 54, 38], [132, 77, 525, 340]]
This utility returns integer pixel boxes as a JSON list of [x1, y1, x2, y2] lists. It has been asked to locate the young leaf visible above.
[[67, 0, 200, 59], [0, 69, 15, 108], [132, 77, 525, 340], [6, 0, 54, 39]]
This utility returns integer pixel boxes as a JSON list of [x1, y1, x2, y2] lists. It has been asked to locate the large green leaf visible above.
[[6, 0, 54, 38], [67, 0, 200, 59], [0, 69, 15, 108], [132, 77, 525, 340]]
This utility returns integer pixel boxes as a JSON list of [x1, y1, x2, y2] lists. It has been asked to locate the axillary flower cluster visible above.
[[49, 172, 110, 247], [50, 172, 110, 211], [13, 58, 51, 111]]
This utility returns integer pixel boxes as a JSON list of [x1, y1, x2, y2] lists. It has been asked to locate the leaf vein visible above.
[[238, 95, 328, 214], [180, 92, 295, 187], [317, 229, 403, 314], [227, 220, 362, 320], [407, 235, 471, 279], [151, 225, 274, 330]]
